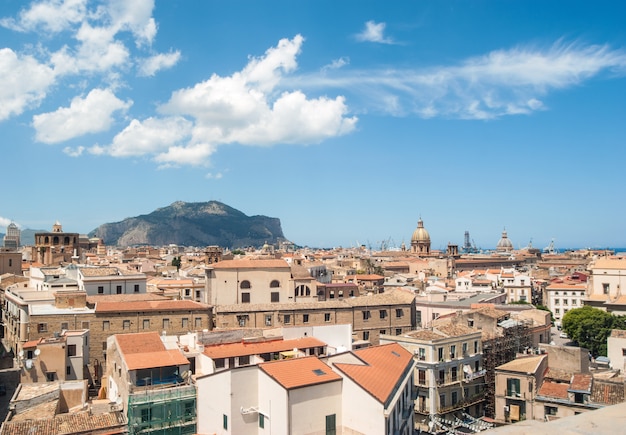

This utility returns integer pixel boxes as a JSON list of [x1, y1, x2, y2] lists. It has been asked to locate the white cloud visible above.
[[137, 50, 181, 77], [355, 20, 394, 44], [0, 217, 13, 229], [0, 0, 88, 33], [293, 41, 626, 120], [0, 48, 56, 121], [106, 0, 157, 47], [92, 35, 357, 167], [33, 88, 132, 143], [205, 172, 224, 180], [63, 146, 85, 157], [321, 57, 350, 72], [97, 116, 193, 157]]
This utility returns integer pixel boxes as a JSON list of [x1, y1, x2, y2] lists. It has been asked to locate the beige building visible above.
[[494, 354, 548, 423], [32, 221, 81, 265], [544, 282, 587, 324], [0, 249, 21, 275], [585, 256, 626, 314], [381, 321, 486, 432], [19, 329, 89, 384]]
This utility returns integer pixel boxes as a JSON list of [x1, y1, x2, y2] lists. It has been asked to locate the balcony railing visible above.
[[438, 392, 485, 414], [464, 369, 486, 382], [504, 389, 526, 399]]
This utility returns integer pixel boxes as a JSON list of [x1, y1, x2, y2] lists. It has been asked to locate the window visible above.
[[239, 355, 250, 365], [98, 286, 104, 294], [195, 317, 202, 328], [240, 280, 251, 289], [418, 348, 426, 361], [451, 391, 458, 405], [184, 401, 194, 417], [462, 342, 468, 355], [451, 366, 458, 381], [223, 414, 228, 430], [474, 340, 479, 353], [237, 315, 248, 327], [555, 298, 560, 305], [116, 285, 122, 294], [363, 310, 371, 320], [325, 414, 336, 435], [555, 308, 560, 315], [622, 348, 626, 357], [195, 290, 201, 299], [134, 284, 140, 293], [259, 413, 265, 429], [103, 321, 110, 331], [438, 369, 445, 384], [507, 378, 521, 397], [603, 283, 610, 294], [123, 320, 130, 330], [102, 342, 107, 351], [329, 290, 335, 299], [363, 331, 370, 340], [303, 314, 309, 323], [241, 292, 250, 303], [283, 314, 291, 324], [396, 308, 403, 318], [438, 347, 444, 361], [475, 360, 480, 371], [564, 299, 568, 305], [450, 345, 456, 358], [439, 394, 446, 407], [396, 328, 402, 335], [265, 315, 272, 326], [38, 323, 48, 333], [545, 405, 558, 416], [185, 288, 191, 297], [325, 313, 331, 322], [66, 366, 71, 375], [61, 322, 69, 330], [182, 318, 189, 328], [271, 292, 279, 302], [67, 344, 76, 357], [46, 372, 56, 381], [270, 280, 280, 288], [81, 321, 89, 329], [418, 369, 426, 385], [143, 319, 150, 329], [380, 329, 386, 336], [163, 318, 170, 329], [379, 309, 387, 319]]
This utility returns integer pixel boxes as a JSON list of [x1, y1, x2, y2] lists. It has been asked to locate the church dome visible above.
[[496, 229, 513, 251], [411, 218, 430, 243]]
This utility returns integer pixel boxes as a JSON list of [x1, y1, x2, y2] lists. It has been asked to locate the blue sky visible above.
[[0, 0, 625, 250]]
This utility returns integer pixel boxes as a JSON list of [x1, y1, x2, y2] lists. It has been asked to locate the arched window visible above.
[[53, 236, 59, 245], [63, 236, 70, 245], [44, 236, 49, 244], [270, 280, 280, 288], [240, 280, 251, 289]]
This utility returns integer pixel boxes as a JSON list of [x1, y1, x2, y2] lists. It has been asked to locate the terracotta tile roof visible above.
[[260, 356, 341, 390], [79, 267, 120, 277], [405, 329, 446, 340], [591, 380, 625, 405], [545, 368, 574, 382], [23, 339, 41, 348], [435, 322, 478, 338], [211, 259, 290, 269], [538, 380, 569, 399], [592, 258, 626, 270], [1, 410, 127, 435], [585, 294, 609, 301], [115, 332, 189, 370], [569, 373, 592, 392], [96, 299, 210, 313], [546, 283, 587, 290], [333, 343, 413, 405], [203, 337, 326, 359]]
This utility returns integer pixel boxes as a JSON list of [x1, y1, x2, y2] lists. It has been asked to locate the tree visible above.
[[562, 306, 617, 356], [171, 256, 181, 271]]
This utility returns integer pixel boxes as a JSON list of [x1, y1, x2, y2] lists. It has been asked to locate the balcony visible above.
[[504, 389, 526, 400], [438, 392, 486, 414], [464, 369, 486, 382]]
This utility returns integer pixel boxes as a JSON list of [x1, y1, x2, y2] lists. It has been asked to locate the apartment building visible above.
[[585, 256, 626, 314], [545, 282, 587, 325], [381, 321, 485, 432], [106, 331, 196, 435]]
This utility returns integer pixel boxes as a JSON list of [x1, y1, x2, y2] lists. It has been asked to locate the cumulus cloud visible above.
[[0, 217, 13, 229], [0, 0, 88, 33], [0, 49, 56, 121], [322, 57, 350, 73], [355, 20, 394, 44], [63, 146, 85, 157], [33, 88, 132, 143], [293, 41, 626, 119], [137, 50, 181, 77], [92, 35, 357, 166]]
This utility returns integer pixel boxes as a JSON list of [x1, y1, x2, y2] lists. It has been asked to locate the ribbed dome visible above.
[[496, 229, 513, 251], [411, 218, 430, 243]]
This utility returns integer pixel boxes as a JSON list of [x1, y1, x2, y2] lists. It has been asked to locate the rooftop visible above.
[[260, 356, 341, 390], [496, 354, 546, 374], [203, 337, 326, 359]]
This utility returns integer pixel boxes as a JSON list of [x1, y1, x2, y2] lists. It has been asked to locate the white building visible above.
[[545, 282, 587, 324], [196, 343, 416, 435]]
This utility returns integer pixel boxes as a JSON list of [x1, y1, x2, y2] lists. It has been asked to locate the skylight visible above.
[[313, 369, 326, 376]]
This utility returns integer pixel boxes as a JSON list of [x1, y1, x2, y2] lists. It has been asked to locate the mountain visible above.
[[89, 201, 287, 248]]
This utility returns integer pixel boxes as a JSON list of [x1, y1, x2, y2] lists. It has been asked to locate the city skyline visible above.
[[1, 1, 625, 249]]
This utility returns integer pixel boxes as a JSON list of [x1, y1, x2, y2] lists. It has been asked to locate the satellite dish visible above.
[[25, 359, 33, 370], [34, 349, 41, 356], [18, 350, 24, 358]]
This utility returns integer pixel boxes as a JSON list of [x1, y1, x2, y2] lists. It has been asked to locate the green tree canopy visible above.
[[561, 306, 621, 356]]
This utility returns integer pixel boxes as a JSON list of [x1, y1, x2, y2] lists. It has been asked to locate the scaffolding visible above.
[[127, 384, 197, 435], [482, 320, 533, 418]]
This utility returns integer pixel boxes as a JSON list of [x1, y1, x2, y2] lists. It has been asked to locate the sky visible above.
[[0, 0, 625, 250]]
